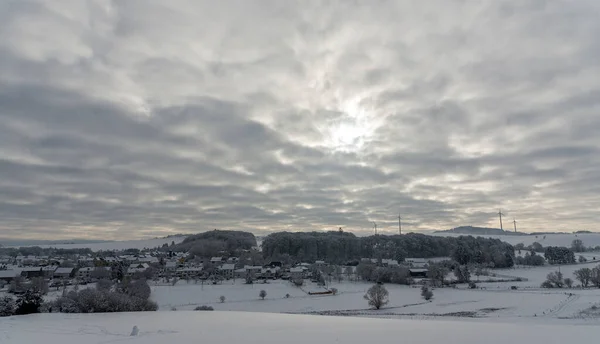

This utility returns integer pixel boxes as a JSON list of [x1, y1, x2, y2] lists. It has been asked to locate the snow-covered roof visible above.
[[0, 270, 21, 278], [220, 263, 235, 270], [54, 267, 74, 274]]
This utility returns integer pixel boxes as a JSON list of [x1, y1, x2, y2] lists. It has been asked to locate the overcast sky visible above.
[[1, 1, 600, 240]]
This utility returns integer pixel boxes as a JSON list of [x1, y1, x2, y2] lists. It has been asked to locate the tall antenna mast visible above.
[[498, 209, 504, 231], [373, 221, 377, 235], [398, 213, 402, 235], [513, 218, 517, 233]]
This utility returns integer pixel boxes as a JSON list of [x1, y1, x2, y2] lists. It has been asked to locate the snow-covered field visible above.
[[433, 232, 600, 248], [15, 236, 187, 251], [149, 272, 600, 324], [1, 311, 599, 344]]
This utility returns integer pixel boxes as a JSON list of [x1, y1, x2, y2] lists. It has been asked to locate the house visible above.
[[382, 259, 399, 267], [315, 260, 326, 266], [0, 270, 21, 283], [176, 267, 203, 278], [138, 256, 159, 264], [21, 266, 55, 279], [165, 261, 178, 271], [261, 267, 280, 279], [53, 267, 74, 279], [77, 267, 95, 280], [210, 257, 223, 265], [219, 264, 236, 279], [127, 263, 150, 276], [405, 258, 427, 268], [234, 268, 247, 279], [227, 257, 239, 263], [290, 267, 307, 280], [409, 268, 428, 278]]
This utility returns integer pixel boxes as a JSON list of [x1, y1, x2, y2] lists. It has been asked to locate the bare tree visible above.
[[259, 290, 267, 300], [364, 284, 389, 310], [564, 278, 573, 288], [591, 266, 600, 288], [574, 268, 592, 288]]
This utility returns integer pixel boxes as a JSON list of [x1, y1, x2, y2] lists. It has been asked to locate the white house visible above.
[[405, 258, 427, 268], [127, 263, 150, 276], [219, 263, 235, 279], [77, 267, 95, 279]]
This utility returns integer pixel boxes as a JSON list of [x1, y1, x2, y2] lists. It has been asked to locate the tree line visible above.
[[167, 229, 257, 257], [261, 231, 515, 268]]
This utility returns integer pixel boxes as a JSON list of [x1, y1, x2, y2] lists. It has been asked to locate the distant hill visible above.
[[436, 226, 528, 236]]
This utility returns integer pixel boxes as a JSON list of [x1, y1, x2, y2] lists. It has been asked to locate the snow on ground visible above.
[[150, 277, 600, 323], [433, 232, 600, 248], [1, 311, 599, 344], [496, 261, 600, 287], [18, 236, 187, 251]]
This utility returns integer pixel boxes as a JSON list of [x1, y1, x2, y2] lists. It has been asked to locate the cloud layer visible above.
[[1, 0, 600, 239]]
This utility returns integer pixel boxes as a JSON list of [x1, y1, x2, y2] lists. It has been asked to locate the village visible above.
[[0, 247, 441, 294]]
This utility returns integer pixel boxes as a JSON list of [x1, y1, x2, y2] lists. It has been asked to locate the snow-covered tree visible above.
[[364, 284, 389, 310]]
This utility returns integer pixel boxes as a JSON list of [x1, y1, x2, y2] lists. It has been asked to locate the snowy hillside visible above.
[[149, 278, 600, 322], [433, 232, 600, 248], [16, 236, 187, 251], [1, 311, 599, 344]]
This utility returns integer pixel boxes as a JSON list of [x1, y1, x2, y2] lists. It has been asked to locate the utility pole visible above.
[[398, 213, 402, 235], [498, 209, 504, 231], [373, 222, 377, 235], [513, 218, 517, 233]]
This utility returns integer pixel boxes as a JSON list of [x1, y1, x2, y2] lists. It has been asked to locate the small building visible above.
[[382, 259, 399, 267], [261, 267, 280, 279], [165, 261, 178, 271], [0, 270, 21, 283], [21, 266, 55, 279], [405, 258, 427, 268], [77, 267, 95, 280], [54, 267, 74, 279], [176, 267, 203, 278], [219, 264, 235, 279], [409, 268, 428, 278], [290, 267, 307, 280], [127, 263, 150, 276]]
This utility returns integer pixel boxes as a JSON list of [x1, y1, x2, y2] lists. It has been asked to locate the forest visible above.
[[261, 231, 515, 268]]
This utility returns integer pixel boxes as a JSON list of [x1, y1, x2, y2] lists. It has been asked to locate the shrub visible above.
[[194, 305, 214, 311], [421, 285, 433, 300], [219, 295, 226, 303], [468, 281, 477, 289], [285, 293, 290, 298], [15, 290, 43, 315], [544, 271, 564, 288], [541, 280, 554, 288], [0, 296, 15, 317], [364, 284, 389, 309], [330, 288, 338, 295], [96, 279, 113, 292], [51, 288, 157, 313], [564, 278, 573, 288], [292, 279, 304, 287], [579, 255, 587, 263], [390, 267, 411, 285], [259, 290, 267, 300]]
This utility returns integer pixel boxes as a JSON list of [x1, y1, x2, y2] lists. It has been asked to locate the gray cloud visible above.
[[1, 0, 600, 239]]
